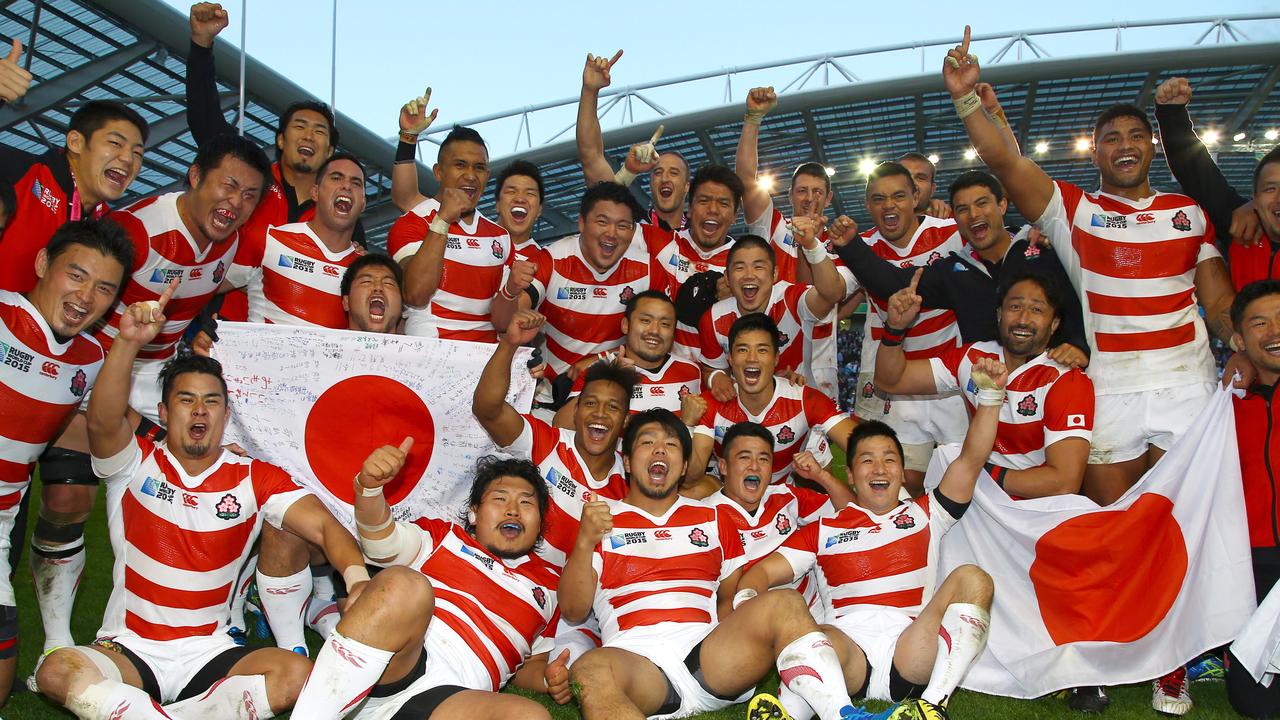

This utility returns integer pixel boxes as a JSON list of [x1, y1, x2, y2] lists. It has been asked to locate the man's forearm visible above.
[[473, 341, 518, 423], [401, 231, 448, 306], [86, 340, 140, 439], [1000, 464, 1082, 498], [1155, 103, 1247, 239], [391, 155, 427, 213], [185, 41, 233, 148], [808, 256, 846, 307], [576, 88, 614, 185], [872, 342, 909, 392], [558, 545, 597, 623]]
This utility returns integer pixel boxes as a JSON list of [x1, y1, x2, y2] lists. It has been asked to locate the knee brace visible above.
[[37, 449, 95, 487], [0, 605, 16, 660], [32, 516, 86, 558]]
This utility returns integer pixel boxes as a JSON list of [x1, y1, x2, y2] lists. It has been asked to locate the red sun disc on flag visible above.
[[1029, 493, 1188, 645], [304, 376, 434, 506]]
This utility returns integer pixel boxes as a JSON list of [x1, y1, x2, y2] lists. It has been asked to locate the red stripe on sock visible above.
[[780, 665, 822, 687], [939, 625, 952, 653]]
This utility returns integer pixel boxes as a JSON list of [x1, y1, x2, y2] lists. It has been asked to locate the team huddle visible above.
[[0, 4, 1278, 720]]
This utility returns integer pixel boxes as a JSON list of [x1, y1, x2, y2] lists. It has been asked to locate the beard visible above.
[[182, 441, 213, 458], [636, 478, 679, 500]]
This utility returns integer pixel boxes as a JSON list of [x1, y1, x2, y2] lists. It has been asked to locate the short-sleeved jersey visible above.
[[707, 485, 834, 606], [650, 229, 735, 356], [401, 517, 559, 691], [777, 492, 959, 619], [695, 380, 848, 485], [1037, 181, 1219, 394], [931, 341, 1095, 470], [92, 436, 307, 643], [94, 193, 239, 362], [569, 353, 702, 418], [503, 414, 628, 567], [526, 234, 673, 377], [386, 199, 513, 342], [698, 281, 822, 384], [0, 291, 103, 507], [513, 238, 540, 264], [223, 221, 359, 328], [591, 496, 741, 645]]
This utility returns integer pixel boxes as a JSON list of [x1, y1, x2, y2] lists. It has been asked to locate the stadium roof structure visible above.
[[418, 14, 1280, 242], [0, 0, 430, 241]]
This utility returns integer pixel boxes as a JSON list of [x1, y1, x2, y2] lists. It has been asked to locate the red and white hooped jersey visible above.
[[857, 216, 966, 372], [0, 291, 103, 509], [695, 380, 849, 485], [400, 517, 559, 691], [592, 496, 741, 645], [1038, 181, 1219, 394], [698, 281, 823, 384], [526, 233, 673, 377], [503, 414, 628, 567], [387, 198, 512, 342], [92, 436, 308, 643], [513, 238, 541, 264], [707, 485, 834, 607], [224, 221, 359, 328], [650, 229, 735, 356], [931, 341, 1095, 470], [776, 491, 960, 619], [95, 193, 239, 362], [568, 353, 702, 418], [746, 199, 840, 284]]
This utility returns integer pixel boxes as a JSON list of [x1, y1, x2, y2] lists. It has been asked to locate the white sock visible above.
[[311, 565, 336, 600], [921, 603, 990, 705], [162, 674, 274, 719], [776, 631, 854, 720], [67, 678, 173, 719], [228, 555, 258, 634], [778, 682, 817, 720], [256, 567, 311, 653], [305, 595, 340, 638], [291, 631, 395, 720], [31, 541, 85, 651]]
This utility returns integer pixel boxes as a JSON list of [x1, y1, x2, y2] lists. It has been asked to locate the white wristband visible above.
[[801, 242, 829, 265], [953, 90, 982, 120], [976, 387, 1005, 407], [614, 167, 637, 186], [355, 512, 394, 534], [428, 215, 451, 236], [732, 588, 758, 610], [342, 565, 371, 589], [354, 474, 384, 498]]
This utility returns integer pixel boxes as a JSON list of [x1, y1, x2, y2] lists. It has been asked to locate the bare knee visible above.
[[36, 648, 91, 702], [568, 648, 612, 689], [951, 564, 994, 604], [264, 652, 312, 711], [368, 566, 433, 617], [506, 697, 552, 720], [762, 588, 818, 624], [258, 524, 311, 575]]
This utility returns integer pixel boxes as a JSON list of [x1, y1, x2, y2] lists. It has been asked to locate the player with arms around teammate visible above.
[[739, 360, 1005, 720], [35, 284, 370, 719]]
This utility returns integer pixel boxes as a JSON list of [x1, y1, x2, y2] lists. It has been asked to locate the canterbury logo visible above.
[[106, 701, 130, 720], [265, 585, 302, 595], [330, 638, 367, 668]]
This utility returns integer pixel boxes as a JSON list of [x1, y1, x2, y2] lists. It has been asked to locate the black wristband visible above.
[[983, 462, 1006, 487], [884, 324, 909, 336], [395, 139, 417, 164]]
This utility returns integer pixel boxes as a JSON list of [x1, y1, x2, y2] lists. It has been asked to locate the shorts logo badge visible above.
[[861, 382, 874, 399], [892, 513, 916, 530], [70, 369, 88, 397], [1171, 210, 1193, 232], [215, 493, 242, 520], [688, 528, 709, 547], [1016, 395, 1038, 417]]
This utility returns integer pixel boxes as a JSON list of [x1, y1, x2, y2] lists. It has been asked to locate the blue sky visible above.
[[161, 1, 1278, 163]]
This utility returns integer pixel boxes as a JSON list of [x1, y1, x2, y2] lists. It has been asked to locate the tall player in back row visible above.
[[944, 24, 1236, 506]]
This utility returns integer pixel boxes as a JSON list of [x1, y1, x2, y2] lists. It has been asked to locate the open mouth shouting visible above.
[[699, 219, 722, 239], [1008, 325, 1035, 342], [585, 423, 610, 443], [188, 422, 209, 442], [743, 473, 762, 493], [460, 184, 479, 205], [867, 477, 891, 493], [498, 520, 525, 540], [741, 365, 763, 388], [740, 282, 761, 305], [62, 300, 90, 328], [297, 143, 316, 161], [656, 182, 674, 202], [210, 207, 238, 234], [1263, 338, 1280, 358], [333, 193, 354, 217], [968, 219, 990, 243], [103, 167, 129, 192], [1112, 152, 1139, 172], [647, 460, 669, 484], [368, 295, 387, 322], [881, 212, 902, 234], [509, 206, 529, 224]]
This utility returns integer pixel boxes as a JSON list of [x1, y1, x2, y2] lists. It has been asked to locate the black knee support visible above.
[[0, 605, 17, 660], [32, 517, 85, 558], [37, 448, 95, 486]]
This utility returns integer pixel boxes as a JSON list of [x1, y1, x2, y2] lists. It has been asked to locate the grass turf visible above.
[[0, 470, 1246, 718]]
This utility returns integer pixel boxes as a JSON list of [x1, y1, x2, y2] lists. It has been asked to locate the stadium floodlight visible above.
[[1202, 129, 1220, 145], [1034, 141, 1049, 154], [1075, 138, 1091, 152], [825, 166, 837, 177], [757, 175, 775, 191], [1267, 129, 1279, 141], [963, 148, 978, 161], [1234, 132, 1247, 142], [927, 154, 940, 164], [857, 158, 877, 175]]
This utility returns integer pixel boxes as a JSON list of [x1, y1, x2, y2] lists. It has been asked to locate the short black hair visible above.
[[438, 125, 488, 161], [192, 133, 274, 192], [792, 162, 831, 193], [623, 289, 675, 322], [727, 312, 781, 352], [898, 152, 935, 178], [579, 181, 643, 224], [315, 151, 365, 183], [1255, 146, 1280, 192], [341, 253, 402, 297], [158, 353, 228, 405], [581, 360, 639, 413], [1231, 279, 1280, 330], [722, 421, 774, 458], [1092, 103, 1153, 140], [43, 218, 134, 283], [998, 270, 1067, 321], [278, 100, 339, 150], [461, 455, 549, 544], [845, 420, 903, 468], [496, 160, 545, 202], [949, 170, 1005, 205], [688, 164, 745, 211], [621, 408, 692, 461], [69, 100, 149, 145], [726, 234, 776, 269], [866, 161, 917, 196]]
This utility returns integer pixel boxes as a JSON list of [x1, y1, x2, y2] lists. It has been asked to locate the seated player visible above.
[[874, 271, 1093, 498], [739, 359, 1006, 720], [343, 253, 404, 334], [0, 219, 132, 707], [553, 290, 703, 428], [700, 233, 845, 400], [688, 314, 857, 496], [35, 285, 370, 719], [562, 409, 878, 720], [706, 423, 852, 620], [288, 451, 558, 720]]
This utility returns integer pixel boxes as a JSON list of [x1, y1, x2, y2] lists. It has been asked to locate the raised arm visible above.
[[735, 86, 777, 226], [87, 281, 177, 460], [352, 437, 423, 565], [400, 187, 469, 307], [576, 51, 623, 185], [186, 3, 235, 147], [792, 451, 853, 509], [938, 357, 1006, 504], [0, 39, 31, 105], [944, 26, 1055, 222], [873, 270, 942, 394], [473, 310, 544, 447], [391, 89, 437, 213], [558, 500, 611, 624], [791, 215, 844, 316]]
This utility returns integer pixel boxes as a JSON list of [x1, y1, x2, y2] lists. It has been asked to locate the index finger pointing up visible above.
[[908, 267, 923, 293], [961, 25, 972, 56], [157, 278, 179, 310], [607, 49, 623, 67], [648, 124, 665, 146]]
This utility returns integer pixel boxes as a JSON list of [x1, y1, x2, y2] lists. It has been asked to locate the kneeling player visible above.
[[563, 409, 872, 720], [35, 287, 369, 719], [289, 450, 558, 720], [738, 358, 1005, 720]]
